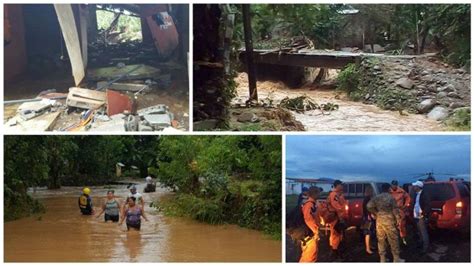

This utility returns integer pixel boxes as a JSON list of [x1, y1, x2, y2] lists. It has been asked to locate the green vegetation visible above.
[[336, 63, 361, 98], [152, 136, 282, 238], [4, 136, 282, 238], [239, 4, 470, 68], [96, 10, 142, 41], [445, 107, 471, 131]]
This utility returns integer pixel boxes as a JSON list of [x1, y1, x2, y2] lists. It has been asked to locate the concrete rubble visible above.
[[4, 64, 183, 132]]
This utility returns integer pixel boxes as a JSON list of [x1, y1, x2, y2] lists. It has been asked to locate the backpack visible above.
[[317, 198, 338, 224], [286, 201, 315, 241]]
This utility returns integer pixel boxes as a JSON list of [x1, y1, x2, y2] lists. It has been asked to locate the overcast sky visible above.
[[286, 135, 470, 183]]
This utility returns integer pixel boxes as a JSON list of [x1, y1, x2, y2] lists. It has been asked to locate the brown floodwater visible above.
[[233, 73, 444, 131], [4, 183, 281, 262]]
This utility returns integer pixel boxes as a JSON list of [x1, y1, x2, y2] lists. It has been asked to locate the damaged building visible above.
[[4, 4, 189, 132]]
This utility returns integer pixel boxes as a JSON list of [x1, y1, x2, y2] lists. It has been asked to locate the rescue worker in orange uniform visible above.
[[389, 180, 411, 245], [299, 187, 321, 262], [327, 180, 348, 260]]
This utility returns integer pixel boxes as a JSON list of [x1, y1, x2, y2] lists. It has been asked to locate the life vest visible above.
[[79, 194, 90, 209]]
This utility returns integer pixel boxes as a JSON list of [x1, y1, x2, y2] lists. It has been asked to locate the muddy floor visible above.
[[232, 73, 444, 131], [286, 225, 470, 262]]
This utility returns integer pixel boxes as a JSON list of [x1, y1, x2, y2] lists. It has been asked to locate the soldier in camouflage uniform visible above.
[[367, 183, 405, 263]]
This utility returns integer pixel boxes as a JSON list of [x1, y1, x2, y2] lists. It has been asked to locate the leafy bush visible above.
[[336, 63, 360, 93], [445, 107, 471, 131], [155, 136, 282, 238]]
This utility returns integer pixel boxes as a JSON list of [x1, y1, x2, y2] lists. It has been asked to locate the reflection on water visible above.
[[4, 183, 281, 262]]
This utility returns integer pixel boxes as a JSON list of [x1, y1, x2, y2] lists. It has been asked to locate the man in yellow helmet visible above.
[[78, 187, 94, 215]]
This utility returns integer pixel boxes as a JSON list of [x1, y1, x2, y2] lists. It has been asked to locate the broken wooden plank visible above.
[[78, 5, 88, 68], [87, 64, 160, 81], [241, 50, 359, 69], [5, 111, 61, 132], [54, 4, 85, 86], [194, 61, 224, 68], [96, 81, 147, 92], [66, 87, 106, 110]]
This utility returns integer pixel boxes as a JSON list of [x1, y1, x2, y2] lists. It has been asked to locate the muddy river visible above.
[[4, 183, 281, 262], [233, 73, 444, 131]]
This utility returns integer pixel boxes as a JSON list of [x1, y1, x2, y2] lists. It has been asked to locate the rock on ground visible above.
[[427, 106, 449, 121], [396, 77, 414, 89], [418, 99, 436, 114]]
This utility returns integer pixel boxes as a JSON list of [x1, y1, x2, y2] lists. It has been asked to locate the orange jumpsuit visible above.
[[299, 199, 320, 262], [328, 188, 347, 250], [389, 186, 411, 238]]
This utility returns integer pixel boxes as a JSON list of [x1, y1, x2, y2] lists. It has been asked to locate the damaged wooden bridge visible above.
[[246, 49, 360, 69], [242, 49, 434, 69]]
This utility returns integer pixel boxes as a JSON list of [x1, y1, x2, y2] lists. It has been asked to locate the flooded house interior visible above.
[[4, 4, 189, 132]]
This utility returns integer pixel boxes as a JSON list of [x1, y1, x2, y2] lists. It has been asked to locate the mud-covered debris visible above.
[[279, 95, 339, 114], [279, 96, 319, 113]]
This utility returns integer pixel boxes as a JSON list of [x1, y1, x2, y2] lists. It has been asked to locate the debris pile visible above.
[[279, 95, 339, 114], [228, 107, 305, 131], [5, 63, 182, 132], [89, 41, 159, 67]]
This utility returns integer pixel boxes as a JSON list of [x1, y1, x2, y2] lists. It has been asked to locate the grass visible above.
[[445, 107, 471, 131], [4, 194, 45, 222], [156, 193, 282, 240]]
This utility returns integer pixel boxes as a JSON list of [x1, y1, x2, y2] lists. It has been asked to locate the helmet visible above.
[[83, 187, 91, 195]]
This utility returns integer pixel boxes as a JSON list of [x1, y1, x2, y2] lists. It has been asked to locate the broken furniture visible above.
[[5, 111, 61, 132], [66, 87, 106, 110], [17, 99, 56, 121]]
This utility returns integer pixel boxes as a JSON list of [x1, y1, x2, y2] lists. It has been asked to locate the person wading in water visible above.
[[119, 196, 149, 231], [96, 190, 121, 222]]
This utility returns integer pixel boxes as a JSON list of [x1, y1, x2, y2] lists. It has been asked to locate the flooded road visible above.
[[4, 183, 281, 262], [233, 73, 444, 131]]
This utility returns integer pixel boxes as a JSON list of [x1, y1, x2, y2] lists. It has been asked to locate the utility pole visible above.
[[242, 4, 258, 101]]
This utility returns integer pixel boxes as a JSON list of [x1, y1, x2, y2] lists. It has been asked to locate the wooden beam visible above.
[[242, 4, 257, 101], [248, 51, 359, 69], [54, 4, 85, 86], [78, 5, 88, 68]]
